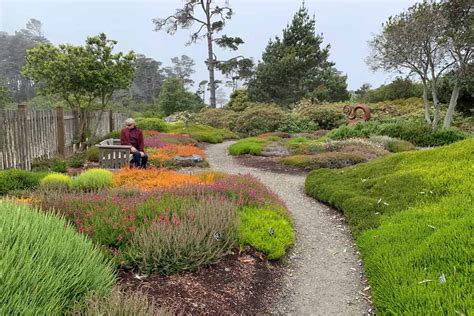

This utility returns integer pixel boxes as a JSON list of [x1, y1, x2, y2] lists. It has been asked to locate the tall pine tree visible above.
[[248, 4, 349, 106]]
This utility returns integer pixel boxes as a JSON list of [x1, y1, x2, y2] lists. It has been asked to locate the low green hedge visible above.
[[0, 169, 47, 195], [0, 202, 114, 314], [166, 123, 237, 144], [305, 138, 474, 314], [327, 120, 466, 147]]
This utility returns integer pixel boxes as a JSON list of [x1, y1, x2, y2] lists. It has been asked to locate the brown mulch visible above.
[[118, 249, 284, 315], [235, 155, 306, 175]]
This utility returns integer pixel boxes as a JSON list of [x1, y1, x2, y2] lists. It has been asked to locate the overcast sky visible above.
[[0, 0, 418, 96]]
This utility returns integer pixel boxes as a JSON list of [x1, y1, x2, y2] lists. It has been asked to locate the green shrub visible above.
[[67, 153, 86, 168], [238, 207, 294, 260], [228, 138, 267, 156], [386, 139, 415, 152], [135, 117, 167, 132], [166, 123, 237, 143], [278, 113, 319, 133], [226, 89, 250, 112], [0, 202, 114, 314], [234, 104, 286, 136], [293, 101, 346, 130], [79, 288, 170, 316], [123, 196, 239, 275], [280, 152, 366, 170], [305, 138, 474, 314], [40, 173, 72, 191], [328, 120, 467, 147], [72, 168, 114, 192], [31, 158, 67, 173], [0, 169, 46, 195], [85, 146, 100, 162], [194, 108, 239, 130]]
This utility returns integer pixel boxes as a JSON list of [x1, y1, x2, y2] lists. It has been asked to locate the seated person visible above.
[[120, 118, 148, 168]]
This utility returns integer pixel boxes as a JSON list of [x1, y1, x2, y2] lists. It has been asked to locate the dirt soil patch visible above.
[[235, 155, 306, 175], [118, 249, 284, 315]]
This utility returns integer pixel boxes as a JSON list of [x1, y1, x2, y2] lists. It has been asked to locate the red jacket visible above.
[[120, 127, 145, 152]]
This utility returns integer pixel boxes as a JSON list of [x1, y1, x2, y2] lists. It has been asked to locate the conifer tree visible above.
[[248, 4, 349, 106]]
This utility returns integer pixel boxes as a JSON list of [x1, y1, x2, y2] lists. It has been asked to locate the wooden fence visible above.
[[0, 105, 127, 170]]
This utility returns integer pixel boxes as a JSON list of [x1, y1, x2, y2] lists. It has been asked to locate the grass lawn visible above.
[[305, 138, 474, 314]]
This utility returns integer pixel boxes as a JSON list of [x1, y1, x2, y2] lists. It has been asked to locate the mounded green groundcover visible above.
[[305, 138, 473, 314]]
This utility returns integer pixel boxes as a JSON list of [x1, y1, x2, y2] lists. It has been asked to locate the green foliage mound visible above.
[[31, 158, 67, 173], [166, 123, 237, 143], [281, 152, 366, 170], [194, 108, 239, 130], [0, 202, 114, 314], [328, 120, 466, 147], [305, 139, 474, 314], [228, 138, 267, 156], [278, 113, 318, 133], [40, 173, 72, 191], [0, 169, 46, 195], [85, 146, 100, 162], [72, 168, 114, 192], [234, 104, 286, 136], [238, 207, 295, 260], [135, 117, 167, 132], [293, 101, 346, 130]]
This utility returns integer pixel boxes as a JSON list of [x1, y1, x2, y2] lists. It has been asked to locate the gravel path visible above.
[[206, 142, 372, 315]]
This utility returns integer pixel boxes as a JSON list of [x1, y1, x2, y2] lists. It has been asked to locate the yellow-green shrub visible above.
[[72, 169, 113, 192], [40, 173, 72, 191]]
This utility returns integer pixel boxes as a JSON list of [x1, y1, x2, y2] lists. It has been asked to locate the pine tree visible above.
[[248, 4, 349, 106]]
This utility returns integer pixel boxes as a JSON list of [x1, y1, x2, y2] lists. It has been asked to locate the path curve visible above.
[[206, 142, 371, 315]]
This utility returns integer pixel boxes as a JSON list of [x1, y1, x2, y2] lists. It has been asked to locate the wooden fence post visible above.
[[56, 107, 65, 158], [109, 110, 114, 133], [17, 104, 30, 170]]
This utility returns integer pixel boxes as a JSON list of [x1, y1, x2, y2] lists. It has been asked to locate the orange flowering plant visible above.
[[113, 168, 215, 190]]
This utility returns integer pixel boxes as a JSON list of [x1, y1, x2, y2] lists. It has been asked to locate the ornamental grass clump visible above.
[[0, 201, 114, 314], [123, 195, 239, 275], [40, 173, 72, 191], [72, 168, 114, 192]]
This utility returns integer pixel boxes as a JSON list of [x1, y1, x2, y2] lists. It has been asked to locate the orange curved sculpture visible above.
[[343, 104, 371, 125]]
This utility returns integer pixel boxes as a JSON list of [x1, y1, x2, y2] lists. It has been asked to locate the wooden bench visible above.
[[97, 139, 132, 169]]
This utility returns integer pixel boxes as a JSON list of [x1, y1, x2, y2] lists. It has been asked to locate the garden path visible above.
[[206, 141, 372, 315]]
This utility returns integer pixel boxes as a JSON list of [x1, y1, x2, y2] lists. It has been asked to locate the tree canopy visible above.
[[247, 4, 349, 106], [157, 77, 203, 116]]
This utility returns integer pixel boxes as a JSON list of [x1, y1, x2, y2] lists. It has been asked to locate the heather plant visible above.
[[40, 173, 72, 191], [72, 168, 114, 192], [144, 131, 198, 147], [78, 287, 171, 316], [135, 117, 167, 132], [166, 123, 237, 143], [123, 195, 239, 274], [0, 202, 114, 314], [238, 207, 295, 259]]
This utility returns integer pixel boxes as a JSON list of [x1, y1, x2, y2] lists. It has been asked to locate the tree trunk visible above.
[[421, 81, 432, 124], [430, 80, 441, 128], [443, 80, 460, 129], [205, 1, 216, 108]]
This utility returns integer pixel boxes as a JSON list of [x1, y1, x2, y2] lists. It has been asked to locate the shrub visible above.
[[0, 202, 114, 314], [0, 169, 46, 195], [135, 118, 167, 132], [72, 168, 114, 192], [278, 113, 319, 133], [228, 138, 267, 156], [226, 89, 250, 111], [238, 207, 294, 260], [194, 108, 239, 130], [234, 104, 286, 136], [67, 153, 86, 168], [124, 196, 239, 275], [31, 158, 67, 173], [305, 138, 474, 314], [40, 173, 72, 191], [166, 123, 237, 143], [144, 131, 197, 147], [85, 146, 100, 162], [328, 120, 467, 147], [293, 100, 346, 130], [386, 139, 415, 152], [280, 152, 366, 170], [79, 288, 170, 316]]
